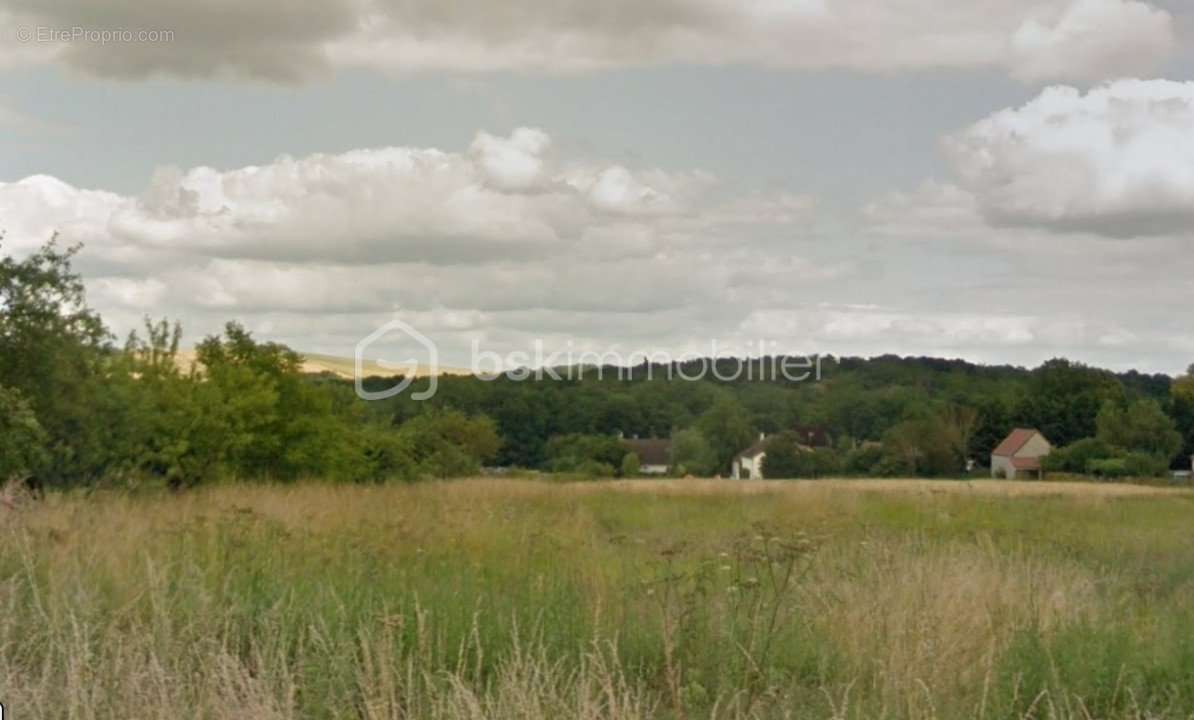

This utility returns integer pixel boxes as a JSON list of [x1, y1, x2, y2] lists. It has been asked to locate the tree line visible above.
[[2, 238, 1192, 488]]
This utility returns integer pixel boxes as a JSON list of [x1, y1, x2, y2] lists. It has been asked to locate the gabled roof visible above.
[[735, 440, 768, 460], [622, 438, 671, 466], [992, 428, 1044, 457]]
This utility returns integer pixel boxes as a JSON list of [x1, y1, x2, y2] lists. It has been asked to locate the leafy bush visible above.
[[1087, 453, 1165, 479], [1096, 398, 1182, 463], [844, 443, 884, 475], [761, 432, 840, 478], [545, 433, 626, 475], [669, 428, 718, 476], [620, 452, 641, 477], [1042, 437, 1115, 474], [394, 409, 502, 479], [0, 385, 48, 481]]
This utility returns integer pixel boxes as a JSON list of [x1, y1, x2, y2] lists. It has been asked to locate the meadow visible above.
[[1, 478, 1193, 719]]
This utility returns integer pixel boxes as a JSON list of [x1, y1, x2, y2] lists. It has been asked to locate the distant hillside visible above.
[[172, 350, 470, 379]]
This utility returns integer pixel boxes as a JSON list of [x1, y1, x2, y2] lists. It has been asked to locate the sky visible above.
[[1, 0, 1193, 375]]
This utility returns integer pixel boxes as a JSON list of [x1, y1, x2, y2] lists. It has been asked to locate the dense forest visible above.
[[3, 239, 1192, 489]]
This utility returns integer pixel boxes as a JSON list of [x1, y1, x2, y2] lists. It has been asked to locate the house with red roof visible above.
[[991, 428, 1052, 480]]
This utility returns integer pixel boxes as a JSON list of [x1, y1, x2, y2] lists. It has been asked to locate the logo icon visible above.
[[355, 315, 439, 401]]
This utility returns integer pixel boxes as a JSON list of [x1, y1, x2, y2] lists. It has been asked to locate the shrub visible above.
[[844, 443, 884, 475], [1088, 457, 1129, 479], [761, 433, 841, 478], [545, 433, 626, 474], [1043, 437, 1115, 474], [620, 452, 641, 478], [0, 385, 48, 481]]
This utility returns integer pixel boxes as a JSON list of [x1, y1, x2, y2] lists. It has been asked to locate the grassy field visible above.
[[1, 479, 1193, 719]]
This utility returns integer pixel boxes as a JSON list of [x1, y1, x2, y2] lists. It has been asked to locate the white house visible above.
[[731, 435, 768, 479], [991, 428, 1052, 480]]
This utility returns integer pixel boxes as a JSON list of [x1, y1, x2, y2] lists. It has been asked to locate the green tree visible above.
[[669, 428, 717, 476], [0, 237, 114, 485], [119, 318, 229, 488], [971, 398, 1014, 467], [759, 431, 806, 478], [696, 396, 755, 473], [196, 322, 372, 482], [1172, 365, 1194, 464], [878, 411, 964, 477], [1042, 437, 1116, 474], [1018, 359, 1124, 447], [1095, 398, 1182, 463], [396, 409, 501, 479]]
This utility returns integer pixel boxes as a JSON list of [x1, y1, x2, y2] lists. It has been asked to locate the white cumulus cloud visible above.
[[944, 79, 1194, 237]]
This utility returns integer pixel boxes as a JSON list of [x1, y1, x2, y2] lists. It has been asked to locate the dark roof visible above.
[[735, 426, 831, 460], [735, 440, 768, 459], [622, 438, 671, 466], [992, 428, 1045, 457], [792, 425, 831, 448]]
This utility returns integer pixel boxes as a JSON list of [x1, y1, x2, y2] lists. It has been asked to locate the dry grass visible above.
[[595, 477, 1191, 497], [1, 478, 1192, 719]]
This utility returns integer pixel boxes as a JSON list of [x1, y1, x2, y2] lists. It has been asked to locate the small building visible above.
[[991, 428, 1052, 480], [621, 437, 672, 475], [732, 434, 769, 480]]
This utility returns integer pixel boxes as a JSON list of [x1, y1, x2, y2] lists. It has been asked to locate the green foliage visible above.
[[1172, 366, 1194, 463], [1018, 358, 1125, 447], [0, 384, 48, 480], [620, 452, 641, 478], [1042, 437, 1116, 474], [1096, 398, 1182, 462], [877, 409, 967, 477], [697, 396, 755, 473], [393, 409, 501, 479], [0, 237, 113, 485], [1085, 453, 1168, 480], [193, 322, 373, 482], [760, 432, 806, 478], [843, 442, 884, 475], [970, 398, 1014, 465], [669, 428, 717, 476], [1047, 423, 1173, 479], [544, 433, 627, 474], [760, 432, 841, 479]]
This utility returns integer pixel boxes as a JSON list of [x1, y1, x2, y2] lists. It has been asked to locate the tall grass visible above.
[[0, 479, 1192, 719]]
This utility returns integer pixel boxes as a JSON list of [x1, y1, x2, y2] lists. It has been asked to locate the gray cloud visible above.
[[1, 0, 1175, 83]]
